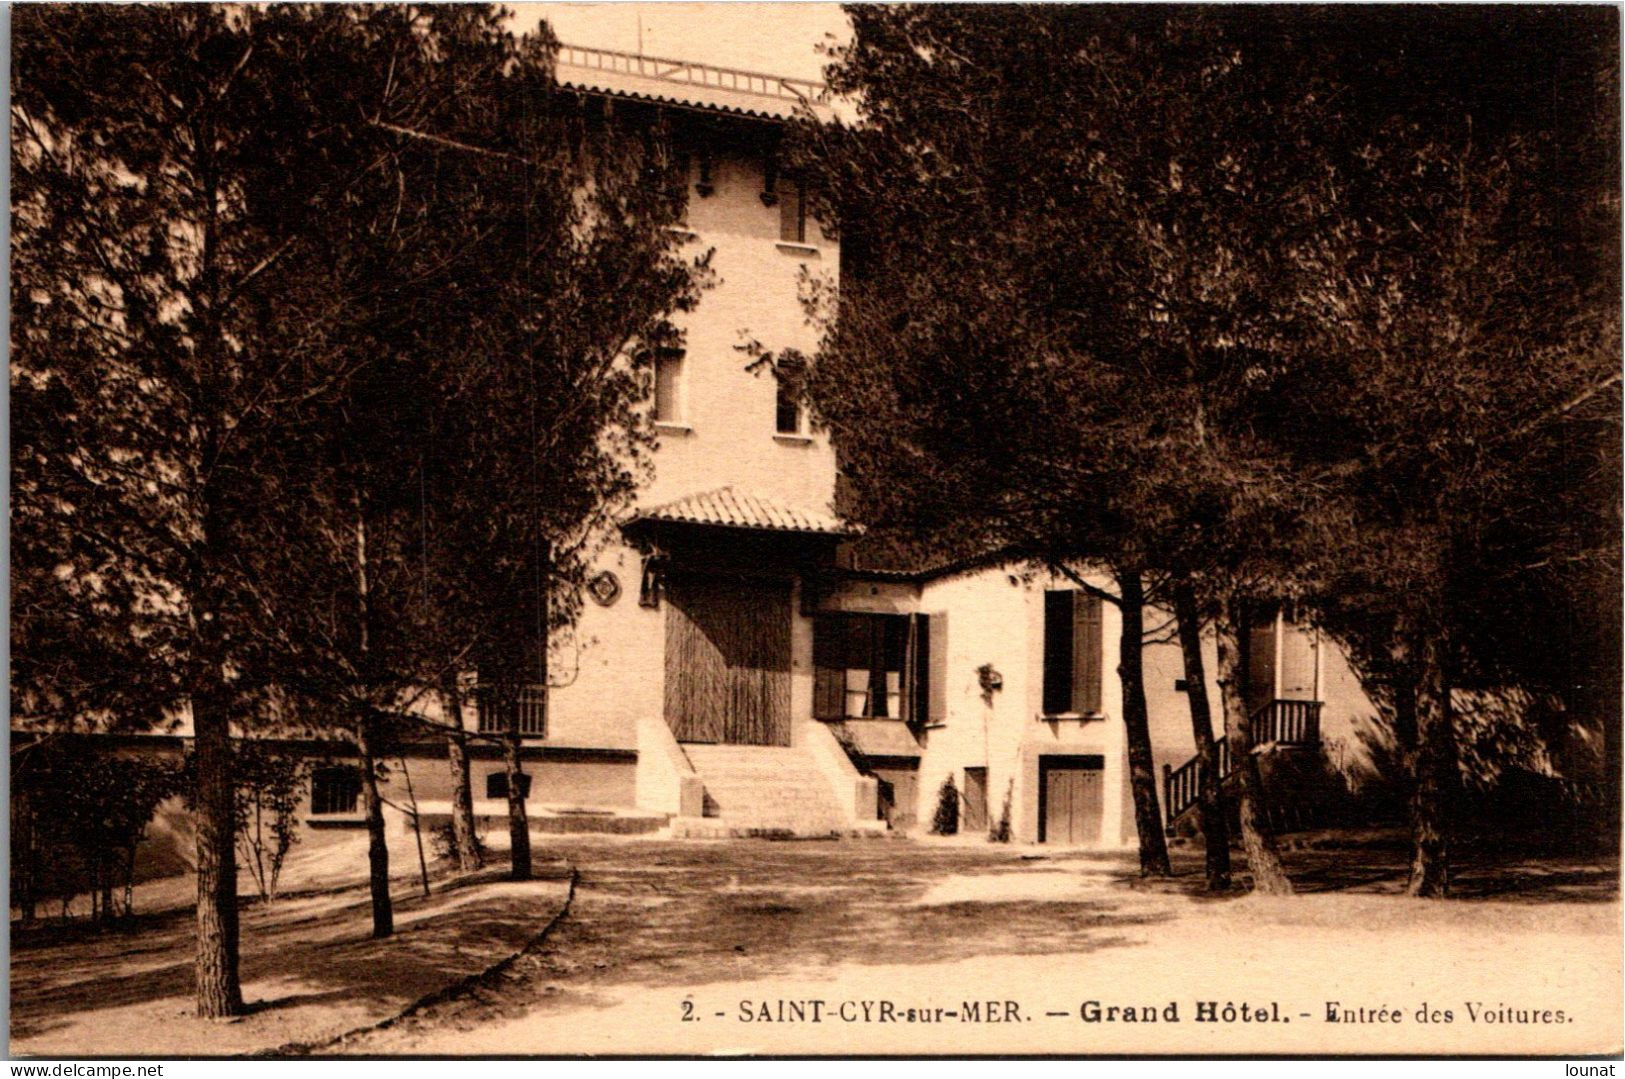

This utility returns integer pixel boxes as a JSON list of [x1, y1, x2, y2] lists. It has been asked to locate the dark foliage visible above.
[[930, 774, 959, 836]]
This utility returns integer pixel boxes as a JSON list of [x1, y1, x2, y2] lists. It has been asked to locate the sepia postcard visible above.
[[8, 1, 1621, 1060]]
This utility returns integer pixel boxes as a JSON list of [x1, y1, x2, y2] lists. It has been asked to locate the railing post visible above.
[[1162, 763, 1173, 823]]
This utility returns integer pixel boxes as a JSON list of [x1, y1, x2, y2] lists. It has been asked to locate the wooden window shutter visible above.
[[779, 178, 806, 242], [1072, 591, 1103, 715], [927, 611, 949, 724], [909, 613, 931, 726], [812, 615, 843, 720], [1042, 590, 1074, 715], [900, 614, 918, 724]]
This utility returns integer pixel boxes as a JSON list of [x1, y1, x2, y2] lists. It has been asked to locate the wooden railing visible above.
[[1161, 699, 1322, 829], [1268, 698, 1322, 747], [1162, 737, 1231, 831]]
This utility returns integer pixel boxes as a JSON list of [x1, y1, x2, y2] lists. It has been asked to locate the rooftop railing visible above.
[[556, 43, 824, 105]]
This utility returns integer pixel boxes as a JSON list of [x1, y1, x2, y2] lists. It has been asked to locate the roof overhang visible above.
[[624, 486, 860, 541]]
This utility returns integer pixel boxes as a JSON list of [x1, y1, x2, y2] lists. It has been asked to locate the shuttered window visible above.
[[1042, 589, 1103, 716], [911, 614, 932, 724], [813, 612, 930, 722], [779, 178, 807, 243]]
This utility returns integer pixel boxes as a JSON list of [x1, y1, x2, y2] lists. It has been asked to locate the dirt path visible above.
[[335, 837, 1622, 1057]]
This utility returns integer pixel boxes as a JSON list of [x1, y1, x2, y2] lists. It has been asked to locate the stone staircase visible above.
[[672, 744, 875, 838]]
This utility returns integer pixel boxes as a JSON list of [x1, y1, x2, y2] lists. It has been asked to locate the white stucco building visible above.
[[127, 44, 1365, 849], [406, 44, 1378, 847]]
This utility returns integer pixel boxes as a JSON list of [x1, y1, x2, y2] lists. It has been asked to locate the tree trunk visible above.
[[124, 839, 138, 919], [356, 713, 394, 938], [192, 687, 245, 1017], [1173, 579, 1231, 891], [349, 485, 393, 934], [1116, 569, 1171, 877], [99, 855, 114, 925], [504, 719, 532, 881], [17, 792, 37, 926], [1406, 632, 1455, 897], [398, 754, 432, 898], [441, 675, 483, 872], [1216, 599, 1293, 896]]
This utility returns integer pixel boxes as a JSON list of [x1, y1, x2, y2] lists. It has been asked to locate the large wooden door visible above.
[[1040, 755, 1104, 845], [664, 575, 792, 745]]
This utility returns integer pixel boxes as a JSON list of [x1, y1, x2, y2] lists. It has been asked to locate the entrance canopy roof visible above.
[[627, 485, 856, 538]]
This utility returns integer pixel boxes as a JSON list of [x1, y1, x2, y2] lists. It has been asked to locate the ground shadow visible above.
[[10, 873, 566, 1047], [1113, 837, 1620, 903]]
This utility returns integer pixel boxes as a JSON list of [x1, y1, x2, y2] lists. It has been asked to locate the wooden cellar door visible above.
[[1040, 755, 1105, 845]]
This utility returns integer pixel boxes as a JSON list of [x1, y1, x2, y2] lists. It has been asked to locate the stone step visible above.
[[414, 809, 669, 836], [667, 818, 889, 841], [679, 743, 857, 838]]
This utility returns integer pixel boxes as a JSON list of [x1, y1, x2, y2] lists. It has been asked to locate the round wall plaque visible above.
[[587, 570, 622, 607]]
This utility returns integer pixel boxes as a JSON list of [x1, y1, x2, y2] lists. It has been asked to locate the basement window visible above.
[[485, 772, 532, 800]]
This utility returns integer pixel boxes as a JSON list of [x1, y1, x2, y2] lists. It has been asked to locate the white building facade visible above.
[[506, 47, 1378, 846]]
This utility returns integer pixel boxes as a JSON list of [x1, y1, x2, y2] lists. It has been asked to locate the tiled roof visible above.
[[631, 486, 855, 536], [836, 530, 1017, 580], [554, 44, 830, 122]]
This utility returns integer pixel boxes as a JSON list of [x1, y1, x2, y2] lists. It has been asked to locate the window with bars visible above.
[[310, 765, 361, 816], [476, 685, 548, 737]]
